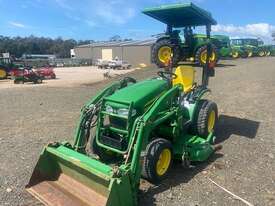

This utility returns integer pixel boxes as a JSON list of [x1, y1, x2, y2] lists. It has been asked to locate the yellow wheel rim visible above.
[[158, 46, 172, 63], [208, 110, 216, 133], [156, 148, 171, 176], [232, 51, 239, 58], [0, 69, 7, 78], [259, 51, 264, 57], [200, 50, 216, 64], [248, 51, 253, 57], [266, 51, 271, 56]]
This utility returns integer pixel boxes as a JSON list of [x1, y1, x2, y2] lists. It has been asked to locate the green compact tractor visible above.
[[144, 3, 219, 67], [26, 3, 221, 206]]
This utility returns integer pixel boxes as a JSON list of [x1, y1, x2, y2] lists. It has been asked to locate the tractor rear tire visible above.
[[265, 51, 271, 56], [195, 45, 218, 66], [258, 50, 265, 57], [152, 39, 181, 68], [0, 69, 7, 79], [241, 52, 249, 58], [194, 100, 218, 138], [142, 138, 173, 184], [35, 78, 43, 84]]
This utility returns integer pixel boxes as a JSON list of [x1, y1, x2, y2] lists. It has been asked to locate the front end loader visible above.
[[26, 3, 221, 206]]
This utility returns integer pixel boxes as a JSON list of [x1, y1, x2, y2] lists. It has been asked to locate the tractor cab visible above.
[[143, 3, 218, 67]]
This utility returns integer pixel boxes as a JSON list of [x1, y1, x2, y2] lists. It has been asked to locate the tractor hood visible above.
[[105, 78, 169, 113]]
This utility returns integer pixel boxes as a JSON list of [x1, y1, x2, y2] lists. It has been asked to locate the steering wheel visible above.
[[157, 71, 177, 80], [120, 77, 136, 88]]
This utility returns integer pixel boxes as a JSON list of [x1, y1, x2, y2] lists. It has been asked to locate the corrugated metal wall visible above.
[[74, 45, 152, 67], [74, 47, 92, 59], [122, 46, 151, 67]]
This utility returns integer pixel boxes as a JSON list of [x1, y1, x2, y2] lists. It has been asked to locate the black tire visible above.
[[194, 100, 218, 138], [152, 39, 181, 68], [36, 78, 42, 84], [142, 138, 173, 184], [195, 44, 218, 66], [258, 49, 265, 57], [14, 79, 24, 84], [240, 51, 249, 58]]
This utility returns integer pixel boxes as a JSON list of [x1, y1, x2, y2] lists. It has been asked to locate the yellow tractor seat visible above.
[[172, 65, 195, 93]]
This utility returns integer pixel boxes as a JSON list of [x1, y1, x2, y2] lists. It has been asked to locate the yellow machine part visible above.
[[172, 65, 195, 93], [0, 69, 7, 78]]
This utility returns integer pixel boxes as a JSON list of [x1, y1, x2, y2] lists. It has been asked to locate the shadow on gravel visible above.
[[216, 63, 236, 68], [215, 115, 260, 144], [139, 115, 260, 205], [139, 153, 224, 205]]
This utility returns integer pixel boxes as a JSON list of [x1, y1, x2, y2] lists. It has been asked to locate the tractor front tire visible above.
[[152, 39, 181, 68], [195, 45, 218, 66], [142, 138, 173, 184], [231, 51, 239, 59], [194, 100, 218, 138]]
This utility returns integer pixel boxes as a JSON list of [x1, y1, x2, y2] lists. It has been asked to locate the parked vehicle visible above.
[[0, 57, 18, 79], [97, 59, 132, 70], [108, 60, 131, 70], [34, 66, 56, 79], [13, 67, 43, 84], [96, 59, 110, 69]]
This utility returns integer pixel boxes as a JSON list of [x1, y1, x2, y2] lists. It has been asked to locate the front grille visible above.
[[101, 134, 127, 150]]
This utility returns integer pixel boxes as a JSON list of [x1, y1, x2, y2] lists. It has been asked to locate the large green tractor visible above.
[[230, 38, 255, 58], [211, 35, 248, 59], [26, 3, 221, 206], [143, 3, 219, 67], [231, 38, 271, 57], [204, 35, 240, 59]]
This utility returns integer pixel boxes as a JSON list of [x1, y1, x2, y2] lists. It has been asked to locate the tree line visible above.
[[0, 35, 93, 58], [0, 35, 133, 59]]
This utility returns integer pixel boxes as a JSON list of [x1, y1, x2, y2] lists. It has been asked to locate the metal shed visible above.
[[73, 39, 156, 67]]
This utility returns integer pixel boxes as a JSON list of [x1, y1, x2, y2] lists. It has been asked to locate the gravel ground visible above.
[[0, 57, 274, 206], [0, 66, 134, 89]]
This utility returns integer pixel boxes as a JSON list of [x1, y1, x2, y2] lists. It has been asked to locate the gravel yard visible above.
[[0, 57, 274, 206], [0, 66, 133, 89]]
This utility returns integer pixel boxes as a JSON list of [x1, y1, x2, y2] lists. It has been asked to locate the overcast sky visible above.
[[0, 0, 274, 42]]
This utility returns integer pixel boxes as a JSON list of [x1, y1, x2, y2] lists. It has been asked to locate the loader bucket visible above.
[[26, 144, 134, 206]]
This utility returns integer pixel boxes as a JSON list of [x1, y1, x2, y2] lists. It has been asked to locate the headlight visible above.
[[106, 105, 113, 113], [117, 108, 137, 117], [117, 108, 129, 117]]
